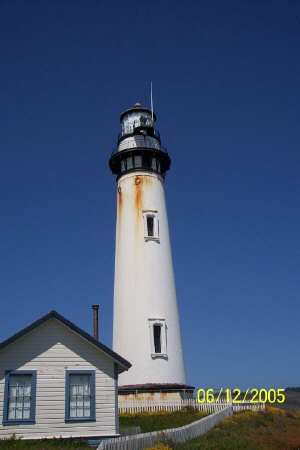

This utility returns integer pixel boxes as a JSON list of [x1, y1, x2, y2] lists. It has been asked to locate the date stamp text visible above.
[[197, 388, 285, 403]]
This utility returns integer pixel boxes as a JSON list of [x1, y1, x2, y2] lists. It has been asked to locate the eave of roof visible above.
[[0, 310, 131, 371]]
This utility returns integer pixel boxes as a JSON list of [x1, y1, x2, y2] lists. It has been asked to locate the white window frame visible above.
[[148, 318, 167, 358], [143, 211, 159, 241]]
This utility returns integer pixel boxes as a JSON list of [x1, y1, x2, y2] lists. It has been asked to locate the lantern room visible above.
[[109, 103, 171, 178]]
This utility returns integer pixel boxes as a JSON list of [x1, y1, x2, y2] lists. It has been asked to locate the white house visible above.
[[0, 310, 131, 442]]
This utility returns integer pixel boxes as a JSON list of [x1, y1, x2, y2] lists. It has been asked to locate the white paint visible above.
[[0, 319, 120, 439], [113, 163, 186, 386]]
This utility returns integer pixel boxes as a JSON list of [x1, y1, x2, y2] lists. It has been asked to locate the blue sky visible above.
[[1, 0, 299, 391]]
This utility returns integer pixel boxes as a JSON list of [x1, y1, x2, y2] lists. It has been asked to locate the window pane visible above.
[[70, 407, 77, 418], [8, 407, 15, 419], [152, 157, 158, 171], [153, 325, 161, 353], [147, 216, 154, 236], [23, 407, 30, 419], [10, 386, 17, 397], [70, 386, 77, 396], [77, 395, 83, 407], [16, 407, 23, 419], [83, 384, 90, 395], [134, 155, 141, 167], [84, 406, 90, 417], [127, 157, 133, 169], [142, 155, 152, 169]]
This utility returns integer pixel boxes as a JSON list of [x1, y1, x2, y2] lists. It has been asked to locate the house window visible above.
[[3, 371, 37, 424], [143, 211, 159, 240], [148, 319, 167, 357], [65, 371, 95, 422]]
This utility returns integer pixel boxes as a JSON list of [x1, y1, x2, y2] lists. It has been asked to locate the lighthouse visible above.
[[110, 103, 191, 399]]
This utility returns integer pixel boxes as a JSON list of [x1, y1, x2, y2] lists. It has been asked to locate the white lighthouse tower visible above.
[[110, 103, 191, 398]]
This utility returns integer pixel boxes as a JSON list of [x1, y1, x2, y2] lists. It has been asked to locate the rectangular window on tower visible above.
[[147, 216, 154, 237], [153, 325, 161, 353], [148, 319, 167, 358], [143, 211, 159, 241]]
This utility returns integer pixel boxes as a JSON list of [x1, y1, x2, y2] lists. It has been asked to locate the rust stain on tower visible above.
[[117, 187, 122, 235], [134, 175, 153, 225], [134, 176, 143, 235], [117, 187, 122, 214], [134, 176, 143, 214]]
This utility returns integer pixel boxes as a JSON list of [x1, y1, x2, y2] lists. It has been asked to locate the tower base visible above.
[[118, 383, 195, 401]]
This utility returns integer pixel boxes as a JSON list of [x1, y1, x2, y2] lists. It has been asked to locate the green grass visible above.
[[119, 408, 209, 433], [0, 436, 92, 449], [156, 408, 300, 450]]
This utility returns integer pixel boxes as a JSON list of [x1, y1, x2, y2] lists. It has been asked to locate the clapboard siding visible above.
[[0, 318, 121, 439]]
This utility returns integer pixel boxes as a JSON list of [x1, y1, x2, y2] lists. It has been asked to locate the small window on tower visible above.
[[143, 211, 159, 240], [153, 325, 161, 353], [147, 216, 154, 237], [148, 318, 167, 357]]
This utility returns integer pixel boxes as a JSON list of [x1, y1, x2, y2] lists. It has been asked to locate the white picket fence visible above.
[[118, 398, 265, 414], [98, 405, 233, 450], [233, 402, 265, 412]]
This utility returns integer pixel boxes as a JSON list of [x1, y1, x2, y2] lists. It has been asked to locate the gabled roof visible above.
[[0, 310, 131, 371]]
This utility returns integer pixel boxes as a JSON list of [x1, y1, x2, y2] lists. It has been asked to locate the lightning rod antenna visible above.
[[150, 82, 154, 122]]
